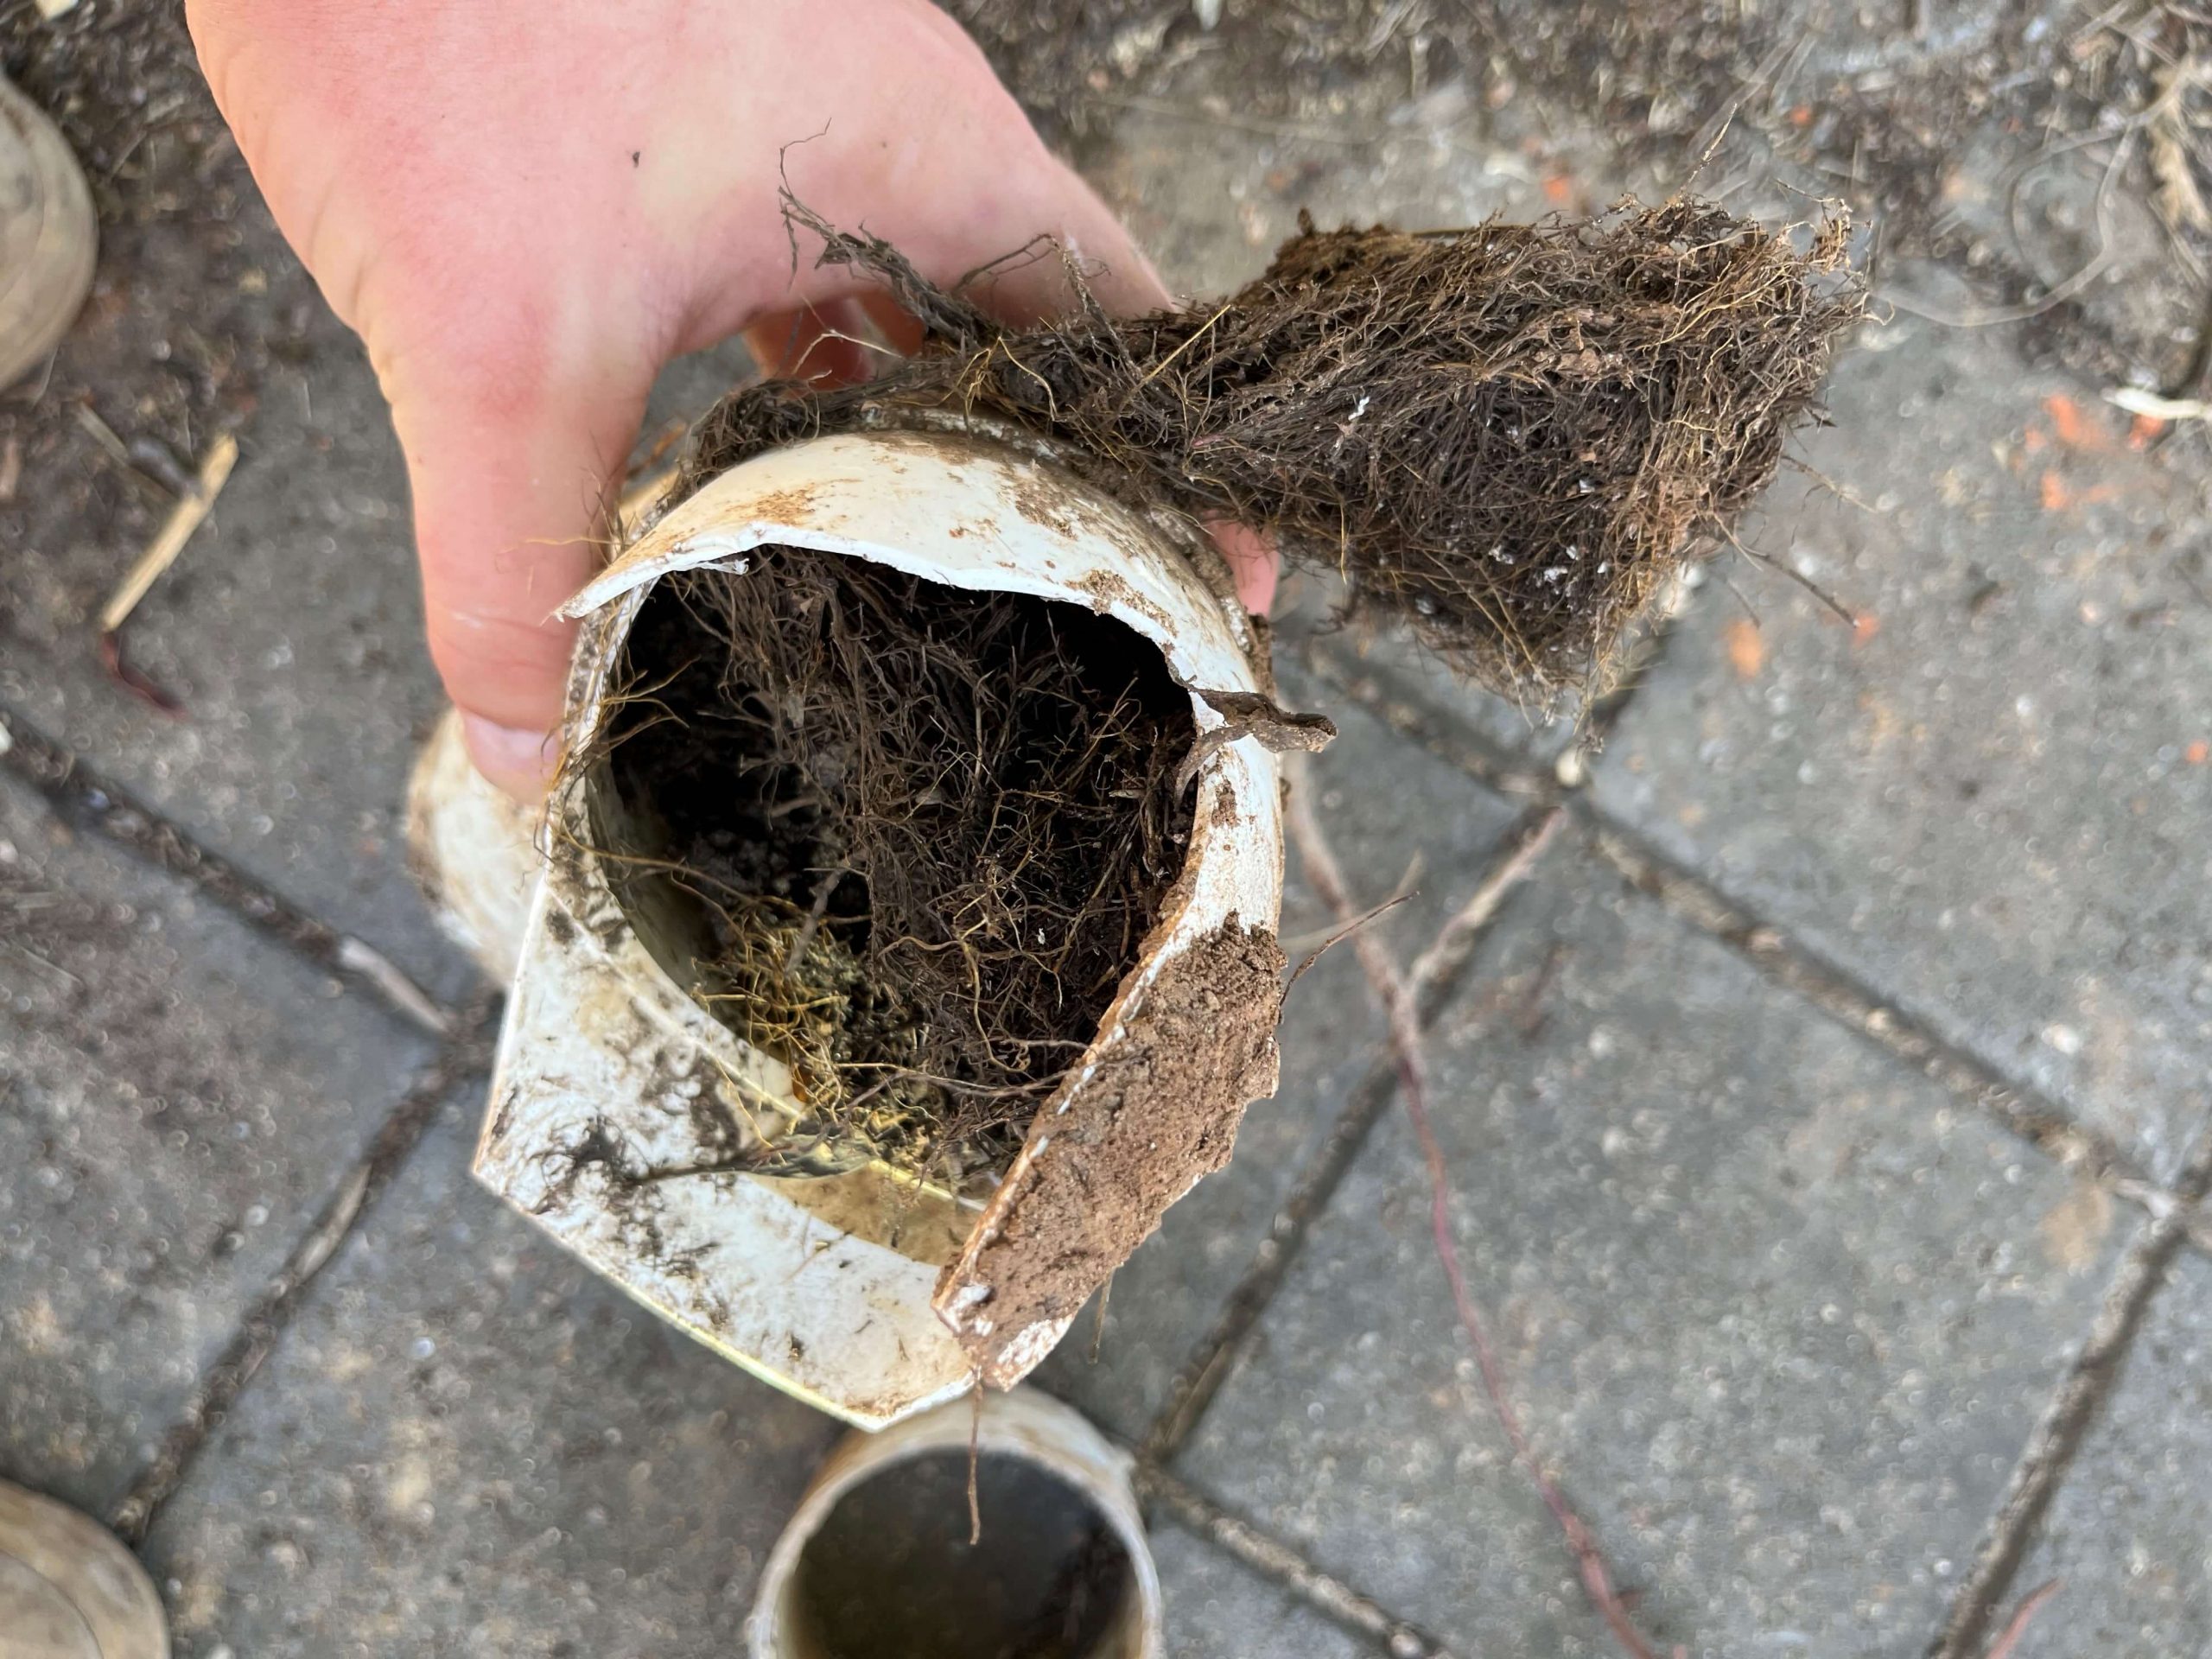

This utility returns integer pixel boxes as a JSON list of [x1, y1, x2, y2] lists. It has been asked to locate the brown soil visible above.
[[590, 545, 1198, 1181], [938, 918, 1285, 1382]]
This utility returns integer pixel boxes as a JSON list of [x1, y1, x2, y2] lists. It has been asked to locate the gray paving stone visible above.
[[1036, 662, 1522, 1441], [142, 1091, 842, 1659], [1177, 849, 2125, 1657], [1591, 324, 2212, 1175], [0, 768, 435, 1516], [1995, 1243, 2212, 1658], [1, 286, 469, 1005], [1151, 1521, 1367, 1659]]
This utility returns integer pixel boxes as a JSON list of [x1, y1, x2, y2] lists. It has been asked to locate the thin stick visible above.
[[967, 1374, 985, 1547], [1733, 540, 1858, 627], [73, 405, 175, 509], [2, 934, 83, 988], [1286, 782, 1664, 1659], [1285, 890, 1415, 988], [1981, 1579, 2061, 1659], [99, 429, 238, 633], [1881, 130, 2133, 327], [1407, 809, 1566, 998]]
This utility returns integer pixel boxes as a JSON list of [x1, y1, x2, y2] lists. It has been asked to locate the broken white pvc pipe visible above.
[[405, 708, 542, 985], [747, 1388, 1161, 1659], [0, 1480, 168, 1659], [464, 429, 1286, 1429], [0, 74, 96, 391]]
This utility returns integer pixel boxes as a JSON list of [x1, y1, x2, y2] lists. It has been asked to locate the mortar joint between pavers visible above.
[[1135, 1462, 1463, 1659], [0, 697, 455, 1036], [105, 999, 500, 1544], [1926, 1113, 2212, 1659]]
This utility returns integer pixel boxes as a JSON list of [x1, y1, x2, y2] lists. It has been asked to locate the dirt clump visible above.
[[938, 918, 1286, 1382]]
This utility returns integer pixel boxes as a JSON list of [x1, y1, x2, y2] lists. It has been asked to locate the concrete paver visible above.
[[0, 767, 435, 1516], [1998, 1246, 2212, 1658], [1177, 849, 2126, 1657], [1592, 325, 2212, 1175], [141, 1095, 841, 1659]]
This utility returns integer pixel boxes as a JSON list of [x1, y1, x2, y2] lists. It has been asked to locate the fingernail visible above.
[[459, 712, 560, 803]]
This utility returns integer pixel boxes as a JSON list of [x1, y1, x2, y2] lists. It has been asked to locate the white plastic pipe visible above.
[[748, 1389, 1160, 1659]]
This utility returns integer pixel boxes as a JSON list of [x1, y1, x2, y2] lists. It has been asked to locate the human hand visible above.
[[186, 0, 1277, 798]]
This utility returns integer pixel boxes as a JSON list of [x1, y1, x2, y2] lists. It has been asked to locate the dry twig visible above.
[[99, 429, 238, 634]]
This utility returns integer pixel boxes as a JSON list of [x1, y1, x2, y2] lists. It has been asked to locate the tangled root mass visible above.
[[690, 196, 1863, 707], [600, 550, 1195, 1180]]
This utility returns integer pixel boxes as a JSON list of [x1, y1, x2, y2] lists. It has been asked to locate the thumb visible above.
[[386, 351, 651, 800]]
